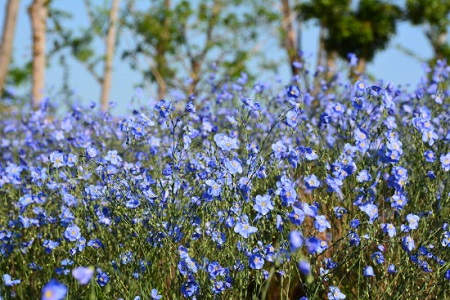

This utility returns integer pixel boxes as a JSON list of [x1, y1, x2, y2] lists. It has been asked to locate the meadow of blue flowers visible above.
[[0, 60, 450, 299]]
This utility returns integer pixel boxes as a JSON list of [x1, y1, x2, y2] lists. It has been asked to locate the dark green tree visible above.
[[405, 0, 450, 63], [297, 0, 401, 77], [122, 0, 277, 99]]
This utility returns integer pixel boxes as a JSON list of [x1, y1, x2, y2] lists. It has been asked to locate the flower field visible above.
[[1, 62, 450, 299]]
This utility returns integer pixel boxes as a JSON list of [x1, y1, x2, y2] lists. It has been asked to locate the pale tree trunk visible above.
[[356, 58, 366, 74], [349, 57, 366, 81], [0, 0, 20, 97], [29, 0, 47, 109], [281, 0, 299, 76], [100, 0, 120, 113], [326, 51, 336, 79]]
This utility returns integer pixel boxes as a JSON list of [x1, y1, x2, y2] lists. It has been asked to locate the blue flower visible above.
[[234, 215, 257, 238], [181, 277, 199, 298], [402, 236, 415, 252], [287, 85, 300, 99], [104, 150, 122, 165], [249, 253, 264, 269], [387, 264, 397, 274], [304, 174, 320, 190], [87, 239, 104, 249], [359, 203, 378, 223], [42, 279, 67, 300], [253, 194, 274, 216], [298, 260, 310, 275], [440, 153, 450, 171], [49, 151, 65, 168], [356, 170, 372, 183], [150, 289, 162, 299], [43, 240, 60, 254], [224, 157, 243, 175], [288, 207, 305, 225], [214, 133, 239, 151], [405, 214, 420, 230], [305, 237, 322, 254], [424, 150, 436, 162], [363, 266, 375, 277], [3, 274, 20, 286], [328, 286, 346, 299], [64, 224, 81, 242], [442, 231, 450, 247], [205, 179, 222, 197], [154, 99, 173, 118], [72, 267, 94, 285], [348, 232, 360, 246], [314, 215, 331, 232], [422, 130, 439, 146], [96, 269, 110, 287], [381, 223, 397, 238], [271, 141, 287, 159], [286, 110, 299, 127], [325, 175, 343, 200], [289, 230, 304, 251], [333, 206, 347, 219], [211, 281, 227, 294], [303, 147, 319, 161]]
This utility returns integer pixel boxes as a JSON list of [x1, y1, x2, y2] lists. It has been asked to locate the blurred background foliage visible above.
[[0, 0, 449, 113]]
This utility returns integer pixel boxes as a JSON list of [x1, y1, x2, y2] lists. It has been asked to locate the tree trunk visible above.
[[281, 0, 299, 76], [326, 51, 336, 80], [100, 0, 120, 113], [0, 0, 20, 97], [29, 0, 47, 109], [356, 57, 366, 74]]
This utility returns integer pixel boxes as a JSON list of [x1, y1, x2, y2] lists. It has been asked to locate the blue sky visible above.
[[1, 1, 433, 113]]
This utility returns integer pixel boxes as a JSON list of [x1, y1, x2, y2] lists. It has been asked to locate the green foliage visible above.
[[122, 0, 277, 95], [405, 0, 450, 61], [298, 0, 401, 63]]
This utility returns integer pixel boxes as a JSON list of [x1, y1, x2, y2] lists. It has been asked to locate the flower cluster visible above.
[[0, 58, 449, 299]]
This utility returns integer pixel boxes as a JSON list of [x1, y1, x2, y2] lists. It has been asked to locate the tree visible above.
[[298, 0, 401, 77], [29, 0, 48, 108], [405, 0, 450, 63], [122, 0, 277, 99], [280, 0, 301, 76], [297, 0, 351, 74], [101, 0, 120, 112], [0, 0, 20, 98], [44, 0, 123, 112]]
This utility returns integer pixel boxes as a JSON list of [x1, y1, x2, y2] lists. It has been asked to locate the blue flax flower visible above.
[[402, 236, 415, 252], [328, 286, 346, 299], [289, 230, 304, 251], [304, 174, 320, 190], [314, 215, 331, 232], [253, 194, 274, 216], [381, 223, 397, 238], [72, 266, 94, 285], [96, 269, 110, 287], [3, 274, 21, 286], [150, 289, 162, 299], [234, 215, 257, 238], [49, 151, 65, 168], [214, 133, 239, 151], [440, 153, 450, 171], [363, 266, 375, 277], [154, 99, 173, 118], [64, 224, 81, 242], [249, 253, 264, 269], [298, 260, 310, 275], [42, 279, 67, 300]]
